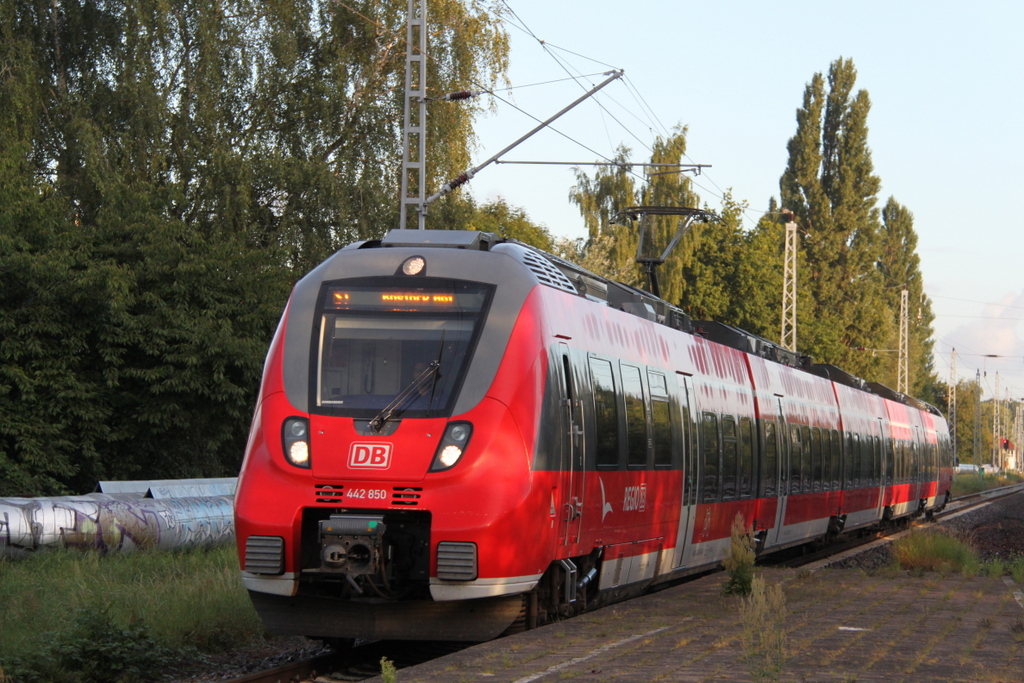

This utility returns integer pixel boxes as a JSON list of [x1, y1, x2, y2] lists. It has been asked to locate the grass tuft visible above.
[[889, 529, 979, 575], [951, 471, 1024, 497]]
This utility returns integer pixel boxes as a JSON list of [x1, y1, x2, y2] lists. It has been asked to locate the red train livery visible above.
[[234, 229, 952, 641]]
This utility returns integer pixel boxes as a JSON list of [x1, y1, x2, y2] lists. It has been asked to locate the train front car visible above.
[[234, 230, 555, 642]]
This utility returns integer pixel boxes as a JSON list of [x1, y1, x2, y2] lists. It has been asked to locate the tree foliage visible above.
[[779, 57, 939, 396], [568, 127, 700, 303], [0, 0, 509, 495]]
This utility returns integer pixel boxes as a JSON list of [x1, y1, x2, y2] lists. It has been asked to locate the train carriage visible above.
[[235, 229, 952, 642]]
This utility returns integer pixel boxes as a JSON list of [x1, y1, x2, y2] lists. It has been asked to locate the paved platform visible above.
[[364, 565, 1024, 682]]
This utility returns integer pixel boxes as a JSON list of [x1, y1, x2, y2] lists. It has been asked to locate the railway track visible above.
[[773, 482, 1024, 569], [223, 484, 1024, 683]]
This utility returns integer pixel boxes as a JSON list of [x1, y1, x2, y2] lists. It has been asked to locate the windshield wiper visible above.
[[368, 360, 440, 433]]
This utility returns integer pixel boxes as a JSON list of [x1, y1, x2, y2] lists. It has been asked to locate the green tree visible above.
[[467, 198, 553, 250], [0, 0, 510, 494], [568, 127, 700, 303], [779, 57, 892, 379], [877, 197, 941, 399]]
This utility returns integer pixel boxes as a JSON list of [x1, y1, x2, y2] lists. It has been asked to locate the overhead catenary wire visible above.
[[331, 0, 653, 188]]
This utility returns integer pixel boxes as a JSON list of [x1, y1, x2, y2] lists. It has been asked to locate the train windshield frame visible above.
[[310, 277, 494, 418]]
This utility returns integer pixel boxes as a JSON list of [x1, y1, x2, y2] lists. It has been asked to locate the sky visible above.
[[455, 0, 1024, 402]]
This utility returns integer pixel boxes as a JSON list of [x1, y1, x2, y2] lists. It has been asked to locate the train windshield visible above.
[[314, 278, 493, 418]]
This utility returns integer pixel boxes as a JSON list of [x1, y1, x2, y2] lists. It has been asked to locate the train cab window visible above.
[[739, 417, 754, 498], [830, 430, 841, 490], [314, 279, 492, 418], [648, 372, 672, 469], [721, 416, 738, 500], [789, 425, 802, 495], [701, 412, 720, 503], [621, 364, 648, 468], [762, 421, 778, 498], [811, 427, 823, 493], [589, 358, 619, 468]]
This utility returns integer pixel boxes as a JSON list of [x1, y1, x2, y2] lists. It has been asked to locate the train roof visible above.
[[352, 229, 942, 418]]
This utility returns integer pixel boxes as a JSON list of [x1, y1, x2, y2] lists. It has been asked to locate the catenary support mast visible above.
[[780, 210, 797, 352], [400, 0, 428, 229]]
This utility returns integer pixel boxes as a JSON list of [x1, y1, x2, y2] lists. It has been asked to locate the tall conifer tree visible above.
[[779, 58, 890, 378]]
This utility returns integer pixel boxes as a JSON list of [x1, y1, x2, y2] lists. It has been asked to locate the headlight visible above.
[[283, 417, 311, 468], [401, 256, 426, 276], [429, 421, 472, 472]]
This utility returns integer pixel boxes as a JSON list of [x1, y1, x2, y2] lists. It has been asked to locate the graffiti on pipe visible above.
[[0, 494, 234, 557]]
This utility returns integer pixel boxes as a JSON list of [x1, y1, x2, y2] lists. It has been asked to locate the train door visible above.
[[765, 396, 789, 548], [557, 343, 585, 546], [673, 374, 698, 568]]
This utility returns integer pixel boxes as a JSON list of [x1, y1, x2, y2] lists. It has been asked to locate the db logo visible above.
[[349, 443, 392, 469]]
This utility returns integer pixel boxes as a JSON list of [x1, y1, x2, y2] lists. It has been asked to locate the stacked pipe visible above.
[[0, 478, 236, 559]]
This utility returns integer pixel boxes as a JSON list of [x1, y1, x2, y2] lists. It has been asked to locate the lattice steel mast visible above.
[[400, 0, 428, 230], [780, 210, 797, 352]]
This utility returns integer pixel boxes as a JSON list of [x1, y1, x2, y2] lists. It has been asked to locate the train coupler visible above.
[[319, 515, 387, 577]]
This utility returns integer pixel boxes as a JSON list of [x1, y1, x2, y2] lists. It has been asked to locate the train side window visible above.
[[859, 434, 871, 485], [811, 427, 823, 493], [721, 416, 738, 500], [820, 429, 830, 491], [649, 371, 672, 469], [679, 379, 695, 505], [589, 358, 619, 469], [911, 442, 919, 482], [739, 416, 754, 498], [884, 438, 894, 485], [701, 412, 720, 503], [762, 420, 778, 498], [876, 438, 884, 485], [800, 425, 812, 493], [830, 429, 842, 490], [621, 364, 648, 468], [789, 425, 802, 495], [847, 433, 859, 488]]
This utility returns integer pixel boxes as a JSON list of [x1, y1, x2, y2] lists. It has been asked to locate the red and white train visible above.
[[234, 229, 952, 641]]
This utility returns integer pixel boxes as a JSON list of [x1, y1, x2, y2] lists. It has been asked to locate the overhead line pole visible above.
[[399, 0, 428, 230], [780, 209, 797, 352], [949, 349, 957, 464], [898, 287, 909, 394]]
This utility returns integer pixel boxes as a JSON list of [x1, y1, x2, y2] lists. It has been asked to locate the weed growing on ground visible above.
[[1010, 556, 1024, 583], [381, 656, 398, 683], [722, 513, 755, 596], [739, 575, 787, 682], [889, 529, 979, 575]]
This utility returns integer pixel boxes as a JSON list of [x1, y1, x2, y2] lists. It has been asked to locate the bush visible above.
[[1, 609, 179, 683]]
